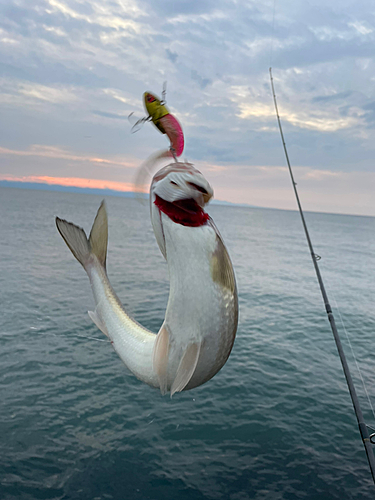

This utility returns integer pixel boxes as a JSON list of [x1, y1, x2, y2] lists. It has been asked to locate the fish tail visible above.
[[55, 201, 108, 270]]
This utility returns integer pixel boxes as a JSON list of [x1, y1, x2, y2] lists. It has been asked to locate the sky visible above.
[[1, 0, 375, 215]]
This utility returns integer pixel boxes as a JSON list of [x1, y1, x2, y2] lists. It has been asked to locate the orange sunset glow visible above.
[[0, 175, 147, 193]]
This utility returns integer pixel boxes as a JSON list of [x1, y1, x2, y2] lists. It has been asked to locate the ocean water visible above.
[[1, 186, 375, 500]]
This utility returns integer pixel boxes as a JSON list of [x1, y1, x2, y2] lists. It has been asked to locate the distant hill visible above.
[[0, 180, 255, 207]]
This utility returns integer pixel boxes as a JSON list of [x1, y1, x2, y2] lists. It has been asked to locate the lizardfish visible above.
[[56, 162, 238, 396]]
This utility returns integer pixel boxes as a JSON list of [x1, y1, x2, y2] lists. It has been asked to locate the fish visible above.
[[56, 162, 238, 396]]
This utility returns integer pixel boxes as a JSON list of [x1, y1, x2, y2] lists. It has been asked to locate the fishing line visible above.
[[73, 334, 111, 343], [269, 0, 277, 67], [269, 67, 375, 485], [327, 286, 375, 424], [34, 330, 111, 343]]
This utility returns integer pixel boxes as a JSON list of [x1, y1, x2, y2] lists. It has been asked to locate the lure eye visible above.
[[187, 182, 208, 195], [147, 95, 156, 103]]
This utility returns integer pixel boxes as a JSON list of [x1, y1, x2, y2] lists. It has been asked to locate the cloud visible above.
[[18, 82, 77, 103], [191, 70, 211, 89], [230, 81, 364, 132], [208, 165, 375, 216], [91, 110, 129, 120], [0, 144, 136, 168], [362, 101, 375, 123], [0, 0, 375, 215], [46, 0, 145, 31], [312, 91, 353, 103], [0, 79, 78, 107], [166, 48, 178, 64], [144, 0, 218, 18]]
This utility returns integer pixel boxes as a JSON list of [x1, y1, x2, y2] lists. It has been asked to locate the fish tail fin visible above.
[[88, 201, 108, 268], [55, 201, 108, 270]]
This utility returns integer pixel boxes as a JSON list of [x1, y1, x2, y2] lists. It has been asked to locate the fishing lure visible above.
[[142, 91, 184, 158], [129, 88, 184, 159], [130, 87, 185, 192]]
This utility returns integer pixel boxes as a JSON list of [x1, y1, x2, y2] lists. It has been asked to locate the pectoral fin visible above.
[[210, 234, 236, 294], [153, 324, 170, 396], [171, 342, 201, 397]]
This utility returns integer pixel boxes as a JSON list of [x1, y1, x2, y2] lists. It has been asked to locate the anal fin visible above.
[[153, 324, 170, 396], [88, 309, 109, 338], [171, 342, 201, 397]]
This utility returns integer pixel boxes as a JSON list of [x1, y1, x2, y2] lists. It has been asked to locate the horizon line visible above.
[[1, 179, 373, 219]]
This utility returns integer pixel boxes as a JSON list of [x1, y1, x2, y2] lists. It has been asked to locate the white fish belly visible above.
[[161, 215, 237, 389], [87, 261, 158, 388]]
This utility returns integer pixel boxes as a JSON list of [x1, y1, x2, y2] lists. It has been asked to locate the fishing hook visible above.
[[128, 113, 151, 133], [170, 147, 178, 162], [160, 81, 167, 105]]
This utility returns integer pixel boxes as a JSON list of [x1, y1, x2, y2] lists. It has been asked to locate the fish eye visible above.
[[170, 180, 178, 186]]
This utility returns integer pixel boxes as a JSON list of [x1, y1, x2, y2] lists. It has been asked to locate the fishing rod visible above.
[[269, 67, 375, 485]]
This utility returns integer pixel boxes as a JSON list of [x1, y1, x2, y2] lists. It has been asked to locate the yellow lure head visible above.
[[143, 92, 170, 132]]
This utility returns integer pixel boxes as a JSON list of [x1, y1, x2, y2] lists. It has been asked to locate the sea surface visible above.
[[1, 186, 375, 500]]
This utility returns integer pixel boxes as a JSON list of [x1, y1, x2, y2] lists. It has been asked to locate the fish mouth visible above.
[[154, 195, 209, 227]]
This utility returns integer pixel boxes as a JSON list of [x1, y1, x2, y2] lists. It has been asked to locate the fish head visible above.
[[150, 162, 213, 257], [143, 91, 169, 123]]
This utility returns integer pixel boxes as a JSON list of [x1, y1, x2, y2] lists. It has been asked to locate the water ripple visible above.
[[0, 189, 374, 499]]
